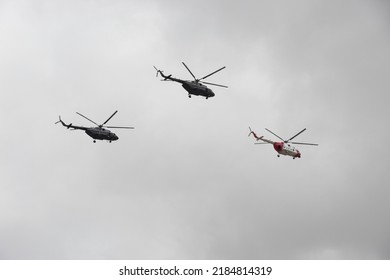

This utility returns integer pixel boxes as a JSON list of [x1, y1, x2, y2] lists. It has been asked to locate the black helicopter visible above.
[[153, 62, 227, 99], [55, 110, 134, 143]]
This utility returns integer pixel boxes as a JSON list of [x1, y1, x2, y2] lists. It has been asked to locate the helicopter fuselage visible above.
[[181, 81, 215, 98], [249, 127, 317, 159], [85, 127, 119, 142], [273, 142, 301, 158], [160, 75, 215, 98], [155, 64, 226, 99], [55, 111, 133, 143]]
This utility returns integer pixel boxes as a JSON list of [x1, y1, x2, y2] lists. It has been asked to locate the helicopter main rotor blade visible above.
[[265, 128, 285, 142], [104, 126, 135, 129], [76, 112, 99, 126], [290, 141, 318, 146], [153, 66, 159, 77], [202, 81, 228, 88], [182, 62, 197, 81], [287, 128, 307, 142], [199, 66, 226, 81], [153, 66, 162, 77], [102, 110, 118, 126]]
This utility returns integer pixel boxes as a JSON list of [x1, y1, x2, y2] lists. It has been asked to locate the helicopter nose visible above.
[[112, 134, 119, 140], [206, 88, 215, 97]]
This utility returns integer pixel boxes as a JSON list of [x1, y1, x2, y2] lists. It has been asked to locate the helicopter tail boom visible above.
[[55, 116, 86, 131], [249, 127, 274, 144], [153, 66, 170, 80], [154, 66, 186, 84], [154, 66, 172, 80]]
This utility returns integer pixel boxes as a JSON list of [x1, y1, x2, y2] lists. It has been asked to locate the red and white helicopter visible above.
[[248, 127, 318, 159]]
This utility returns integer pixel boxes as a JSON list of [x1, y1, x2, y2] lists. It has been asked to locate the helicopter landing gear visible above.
[[188, 94, 191, 98], [277, 154, 280, 158], [93, 140, 96, 143], [206, 96, 208, 99]]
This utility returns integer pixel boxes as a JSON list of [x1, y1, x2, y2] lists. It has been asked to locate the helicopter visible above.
[[248, 127, 318, 159], [153, 62, 228, 99], [55, 110, 134, 143]]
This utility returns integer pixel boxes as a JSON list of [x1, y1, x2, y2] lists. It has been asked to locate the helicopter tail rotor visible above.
[[153, 66, 163, 77], [248, 127, 261, 140], [154, 66, 173, 81], [54, 116, 62, 125], [55, 116, 69, 127], [248, 126, 254, 137], [55, 116, 72, 129]]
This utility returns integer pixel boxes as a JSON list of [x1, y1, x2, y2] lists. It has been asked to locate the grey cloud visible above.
[[1, 0, 389, 259]]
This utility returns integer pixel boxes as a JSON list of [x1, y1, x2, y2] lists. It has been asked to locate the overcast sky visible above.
[[1, 0, 390, 259]]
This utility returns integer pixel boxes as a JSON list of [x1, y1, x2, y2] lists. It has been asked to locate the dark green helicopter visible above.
[[153, 62, 227, 99], [55, 110, 134, 143]]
